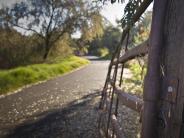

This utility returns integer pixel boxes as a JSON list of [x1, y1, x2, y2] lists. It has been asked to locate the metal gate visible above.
[[98, 0, 170, 137]]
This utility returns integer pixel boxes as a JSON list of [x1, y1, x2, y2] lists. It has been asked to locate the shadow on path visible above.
[[6, 91, 101, 138]]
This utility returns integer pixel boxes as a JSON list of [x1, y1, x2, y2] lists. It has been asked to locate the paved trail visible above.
[[0, 58, 109, 138]]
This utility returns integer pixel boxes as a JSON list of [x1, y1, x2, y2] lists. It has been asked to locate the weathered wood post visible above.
[[158, 0, 184, 137], [142, 0, 168, 137], [143, 0, 184, 137]]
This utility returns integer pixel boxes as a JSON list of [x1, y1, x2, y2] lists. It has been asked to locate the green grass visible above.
[[0, 56, 89, 95], [123, 61, 147, 95]]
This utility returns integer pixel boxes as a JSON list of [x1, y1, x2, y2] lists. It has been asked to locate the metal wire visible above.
[[112, 31, 130, 138]]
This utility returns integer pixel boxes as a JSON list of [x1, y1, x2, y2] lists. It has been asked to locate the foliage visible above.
[[117, 11, 152, 49], [50, 33, 73, 58], [121, 0, 144, 28], [74, 12, 104, 55], [97, 47, 109, 57], [80, 12, 104, 42], [121, 12, 151, 95], [0, 27, 43, 68], [99, 0, 145, 28], [88, 25, 121, 57], [0, 27, 79, 69], [131, 11, 152, 45], [123, 59, 147, 95], [0, 56, 89, 94], [121, 12, 151, 94], [0, 0, 102, 59]]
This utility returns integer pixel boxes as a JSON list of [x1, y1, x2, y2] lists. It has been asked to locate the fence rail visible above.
[[114, 87, 143, 113], [98, 0, 153, 138], [113, 40, 149, 65]]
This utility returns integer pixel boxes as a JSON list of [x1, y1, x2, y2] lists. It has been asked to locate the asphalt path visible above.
[[0, 57, 109, 138]]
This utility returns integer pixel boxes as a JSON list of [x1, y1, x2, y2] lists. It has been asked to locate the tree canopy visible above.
[[0, 0, 102, 59]]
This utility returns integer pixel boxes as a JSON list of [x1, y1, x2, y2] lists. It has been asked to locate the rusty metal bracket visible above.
[[162, 77, 179, 103]]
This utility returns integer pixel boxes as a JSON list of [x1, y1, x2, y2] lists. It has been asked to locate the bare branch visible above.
[[10, 22, 45, 40]]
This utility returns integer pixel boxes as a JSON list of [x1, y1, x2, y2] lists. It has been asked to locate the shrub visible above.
[[97, 47, 109, 57]]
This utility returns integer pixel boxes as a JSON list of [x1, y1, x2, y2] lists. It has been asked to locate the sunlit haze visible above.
[[101, 2, 126, 26]]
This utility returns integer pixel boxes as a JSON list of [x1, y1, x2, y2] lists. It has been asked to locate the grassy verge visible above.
[[123, 60, 147, 96], [0, 56, 89, 95]]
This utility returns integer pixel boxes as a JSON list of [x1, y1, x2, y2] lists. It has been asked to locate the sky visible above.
[[0, 0, 23, 7], [0, 0, 152, 26], [101, 1, 153, 26], [101, 2, 127, 26], [0, 0, 152, 38], [0, 0, 126, 24]]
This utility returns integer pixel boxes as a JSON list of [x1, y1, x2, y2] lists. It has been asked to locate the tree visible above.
[[88, 25, 121, 56], [0, 0, 101, 59], [74, 11, 104, 55], [0, 27, 36, 68], [80, 12, 104, 43]]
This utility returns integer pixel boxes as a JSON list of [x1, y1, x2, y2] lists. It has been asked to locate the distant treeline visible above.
[[0, 28, 74, 68], [0, 0, 152, 69]]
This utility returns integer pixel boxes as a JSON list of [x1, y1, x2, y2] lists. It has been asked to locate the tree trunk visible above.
[[43, 48, 50, 60], [142, 0, 168, 138], [43, 39, 50, 60]]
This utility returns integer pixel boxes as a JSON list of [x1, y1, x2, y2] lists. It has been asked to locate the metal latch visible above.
[[162, 77, 179, 103]]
